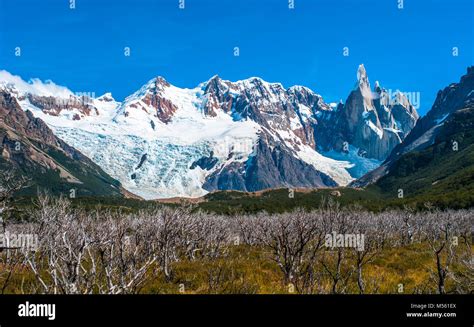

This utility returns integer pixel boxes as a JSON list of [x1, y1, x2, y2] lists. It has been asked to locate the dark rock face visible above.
[[0, 91, 123, 196], [203, 161, 247, 191], [135, 153, 148, 170], [353, 66, 474, 187], [244, 135, 337, 191], [203, 134, 337, 192], [190, 152, 219, 170]]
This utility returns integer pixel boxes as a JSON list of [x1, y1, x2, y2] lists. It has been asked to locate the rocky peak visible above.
[[430, 66, 474, 119], [0, 82, 19, 96], [121, 76, 177, 123], [135, 76, 171, 96], [392, 91, 409, 107], [154, 76, 170, 90], [463, 66, 474, 83], [355, 66, 474, 188], [374, 80, 381, 93], [234, 78, 285, 102], [204, 75, 224, 90], [0, 74, 105, 121], [26, 93, 98, 119], [97, 92, 115, 102], [344, 66, 379, 125], [327, 65, 419, 160], [202, 75, 234, 117], [357, 64, 370, 88]]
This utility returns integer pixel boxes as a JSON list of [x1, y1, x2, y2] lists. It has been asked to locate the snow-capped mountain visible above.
[[354, 66, 474, 187], [0, 66, 419, 199]]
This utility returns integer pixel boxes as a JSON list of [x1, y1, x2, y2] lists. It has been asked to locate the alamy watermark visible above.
[[56, 92, 96, 107], [214, 136, 254, 157], [325, 232, 365, 251], [0, 231, 38, 251], [376, 89, 421, 110]]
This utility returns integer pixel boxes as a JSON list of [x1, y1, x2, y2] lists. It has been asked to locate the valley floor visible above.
[[1, 196, 472, 295]]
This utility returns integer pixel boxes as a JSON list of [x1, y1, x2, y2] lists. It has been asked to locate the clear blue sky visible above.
[[0, 0, 472, 115]]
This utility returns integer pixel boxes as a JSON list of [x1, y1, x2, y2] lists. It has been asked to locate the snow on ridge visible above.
[[0, 70, 73, 98], [434, 113, 450, 124], [296, 144, 355, 186], [321, 146, 382, 180], [366, 120, 384, 139], [297, 104, 313, 122], [201, 74, 326, 100], [234, 76, 283, 88]]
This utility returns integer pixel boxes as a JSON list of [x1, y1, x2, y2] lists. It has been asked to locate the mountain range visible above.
[[0, 65, 471, 201]]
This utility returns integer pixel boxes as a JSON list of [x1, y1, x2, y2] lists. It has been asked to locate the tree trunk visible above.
[[436, 252, 446, 294], [357, 263, 365, 294]]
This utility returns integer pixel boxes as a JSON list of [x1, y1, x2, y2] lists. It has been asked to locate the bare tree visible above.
[[93, 213, 159, 294], [24, 196, 159, 294], [449, 210, 473, 294], [256, 209, 326, 293], [319, 203, 353, 294], [351, 211, 386, 294], [424, 210, 459, 294]]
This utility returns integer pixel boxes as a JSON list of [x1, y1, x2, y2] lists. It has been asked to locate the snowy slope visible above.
[[9, 76, 262, 199], [0, 69, 415, 199]]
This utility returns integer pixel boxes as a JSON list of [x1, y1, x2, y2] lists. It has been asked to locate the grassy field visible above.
[[2, 242, 471, 294]]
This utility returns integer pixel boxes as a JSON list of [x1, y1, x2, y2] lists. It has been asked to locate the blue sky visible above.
[[0, 0, 472, 115]]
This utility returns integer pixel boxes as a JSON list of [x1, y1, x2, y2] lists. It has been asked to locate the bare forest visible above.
[[1, 192, 472, 295]]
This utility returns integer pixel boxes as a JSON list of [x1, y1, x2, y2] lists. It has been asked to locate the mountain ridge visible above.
[[0, 65, 418, 199]]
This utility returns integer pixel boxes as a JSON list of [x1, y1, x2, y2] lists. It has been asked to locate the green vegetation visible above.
[[370, 107, 474, 210], [3, 242, 471, 295], [199, 188, 382, 214]]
